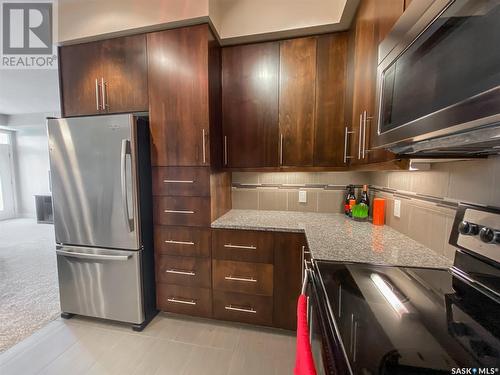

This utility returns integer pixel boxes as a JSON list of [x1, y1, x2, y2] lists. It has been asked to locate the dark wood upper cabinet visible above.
[[222, 42, 280, 168], [314, 33, 349, 167], [348, 0, 404, 165], [59, 35, 148, 117], [279, 37, 317, 167], [148, 24, 218, 167], [101, 34, 148, 114], [367, 0, 404, 164], [348, 0, 378, 166], [59, 41, 104, 117]]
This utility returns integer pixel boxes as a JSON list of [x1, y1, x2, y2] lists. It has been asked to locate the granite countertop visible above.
[[211, 209, 453, 269]]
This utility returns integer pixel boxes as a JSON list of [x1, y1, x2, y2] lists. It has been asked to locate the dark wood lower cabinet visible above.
[[273, 232, 306, 330], [213, 291, 273, 326], [155, 227, 304, 330], [212, 229, 274, 264], [212, 260, 274, 296], [156, 255, 211, 288], [157, 284, 212, 318], [154, 196, 211, 227], [152, 167, 210, 197], [154, 226, 211, 258]]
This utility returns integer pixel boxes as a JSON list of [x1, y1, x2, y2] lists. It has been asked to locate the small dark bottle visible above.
[[344, 185, 356, 216], [360, 184, 370, 207]]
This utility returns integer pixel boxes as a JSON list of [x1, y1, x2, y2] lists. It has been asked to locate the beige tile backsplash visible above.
[[230, 156, 500, 262], [232, 171, 370, 213]]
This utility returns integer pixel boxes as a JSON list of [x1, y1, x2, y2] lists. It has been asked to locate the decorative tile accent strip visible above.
[[371, 186, 459, 210], [232, 182, 460, 210]]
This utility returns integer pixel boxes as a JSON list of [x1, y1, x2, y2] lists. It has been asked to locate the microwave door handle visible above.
[[120, 139, 133, 232]]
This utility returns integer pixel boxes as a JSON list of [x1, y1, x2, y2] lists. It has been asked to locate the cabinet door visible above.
[[314, 33, 349, 166], [59, 41, 103, 117], [349, 0, 378, 165], [367, 0, 404, 164], [279, 37, 317, 167], [222, 42, 279, 168], [273, 232, 306, 330], [148, 25, 210, 166], [101, 34, 148, 114]]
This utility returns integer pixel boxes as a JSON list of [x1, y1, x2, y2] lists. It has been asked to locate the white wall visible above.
[[58, 0, 355, 44], [211, 0, 347, 41], [58, 0, 210, 43], [8, 113, 56, 218]]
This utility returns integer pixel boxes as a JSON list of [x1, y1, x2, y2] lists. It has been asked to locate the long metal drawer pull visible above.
[[225, 275, 257, 283], [163, 179, 195, 184], [224, 136, 228, 166], [165, 240, 195, 246], [343, 126, 354, 163], [363, 111, 367, 159], [358, 113, 363, 160], [223, 244, 257, 250], [202, 128, 206, 164], [164, 210, 195, 214], [101, 77, 108, 110], [225, 305, 257, 314], [279, 133, 284, 165], [166, 269, 196, 276], [56, 249, 131, 261], [167, 297, 196, 305], [95, 78, 101, 110]]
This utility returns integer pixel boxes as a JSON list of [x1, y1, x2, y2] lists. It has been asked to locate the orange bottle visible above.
[[372, 198, 385, 226]]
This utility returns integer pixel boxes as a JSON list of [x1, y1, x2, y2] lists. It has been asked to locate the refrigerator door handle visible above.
[[56, 249, 132, 261], [121, 139, 134, 232]]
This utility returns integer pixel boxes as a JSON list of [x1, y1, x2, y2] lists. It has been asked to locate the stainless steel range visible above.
[[307, 203, 500, 374], [47, 113, 156, 331]]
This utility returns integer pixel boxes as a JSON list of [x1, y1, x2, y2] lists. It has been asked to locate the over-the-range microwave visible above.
[[373, 0, 500, 157]]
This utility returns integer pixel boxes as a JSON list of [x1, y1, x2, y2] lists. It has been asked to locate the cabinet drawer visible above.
[[212, 229, 274, 264], [156, 255, 211, 288], [152, 167, 210, 197], [212, 260, 273, 296], [154, 197, 210, 227], [213, 291, 273, 326], [154, 226, 211, 257], [157, 284, 212, 318]]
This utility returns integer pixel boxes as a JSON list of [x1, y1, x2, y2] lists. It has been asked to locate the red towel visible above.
[[294, 294, 317, 375]]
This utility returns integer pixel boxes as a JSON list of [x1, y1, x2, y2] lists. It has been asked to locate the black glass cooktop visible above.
[[315, 260, 500, 374]]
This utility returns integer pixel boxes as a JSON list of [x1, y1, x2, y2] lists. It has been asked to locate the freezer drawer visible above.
[[56, 246, 145, 324]]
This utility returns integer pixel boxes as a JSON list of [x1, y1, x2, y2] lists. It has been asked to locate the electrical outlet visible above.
[[394, 199, 401, 218], [299, 190, 307, 203]]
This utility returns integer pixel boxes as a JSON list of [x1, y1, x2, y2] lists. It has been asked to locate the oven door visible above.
[[373, 0, 500, 151], [307, 267, 352, 375]]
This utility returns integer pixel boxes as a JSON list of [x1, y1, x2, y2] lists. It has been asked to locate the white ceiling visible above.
[[0, 69, 60, 115]]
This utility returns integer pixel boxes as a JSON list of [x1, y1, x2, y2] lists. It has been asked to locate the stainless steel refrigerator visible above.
[[47, 113, 156, 331]]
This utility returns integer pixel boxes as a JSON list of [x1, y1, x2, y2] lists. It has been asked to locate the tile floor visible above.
[[0, 313, 296, 375]]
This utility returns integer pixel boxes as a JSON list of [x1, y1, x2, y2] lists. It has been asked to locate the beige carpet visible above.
[[0, 218, 60, 352]]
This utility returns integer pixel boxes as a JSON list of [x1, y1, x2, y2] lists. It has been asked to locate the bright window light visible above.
[[0, 132, 10, 145]]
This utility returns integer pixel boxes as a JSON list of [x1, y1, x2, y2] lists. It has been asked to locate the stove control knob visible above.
[[479, 227, 500, 244], [458, 221, 479, 236]]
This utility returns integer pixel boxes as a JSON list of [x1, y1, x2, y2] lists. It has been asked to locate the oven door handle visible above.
[[302, 260, 312, 295]]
